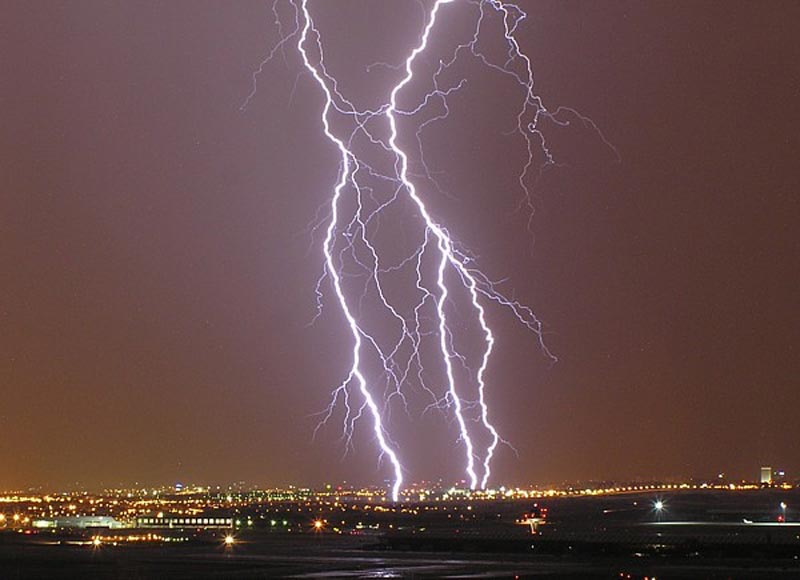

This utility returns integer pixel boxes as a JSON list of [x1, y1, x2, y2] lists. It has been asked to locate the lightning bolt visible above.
[[249, 0, 616, 501]]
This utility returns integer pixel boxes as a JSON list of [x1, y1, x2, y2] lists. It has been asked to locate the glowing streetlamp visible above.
[[780, 502, 787, 523], [652, 498, 667, 521]]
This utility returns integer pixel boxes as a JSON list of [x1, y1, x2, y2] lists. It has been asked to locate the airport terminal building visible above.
[[136, 514, 233, 529], [33, 516, 127, 529]]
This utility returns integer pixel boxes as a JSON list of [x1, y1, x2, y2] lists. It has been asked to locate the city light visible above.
[[224, 535, 235, 546], [651, 498, 668, 522], [0, 478, 791, 541]]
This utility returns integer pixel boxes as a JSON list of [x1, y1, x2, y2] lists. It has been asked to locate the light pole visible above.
[[653, 498, 666, 521], [780, 502, 787, 523]]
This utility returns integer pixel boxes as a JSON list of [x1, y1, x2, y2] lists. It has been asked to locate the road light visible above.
[[652, 498, 667, 521], [780, 502, 787, 523]]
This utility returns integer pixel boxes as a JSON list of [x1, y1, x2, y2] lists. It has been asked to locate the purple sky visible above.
[[1, 1, 798, 490]]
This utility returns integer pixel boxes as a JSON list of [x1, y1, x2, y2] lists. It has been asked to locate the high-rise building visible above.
[[760, 466, 773, 484]]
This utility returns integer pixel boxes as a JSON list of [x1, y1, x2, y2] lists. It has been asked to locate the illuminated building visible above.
[[32, 516, 126, 529], [761, 467, 773, 484], [136, 515, 233, 529]]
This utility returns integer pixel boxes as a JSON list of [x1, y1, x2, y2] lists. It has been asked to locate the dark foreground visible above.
[[3, 490, 800, 578], [2, 537, 799, 579]]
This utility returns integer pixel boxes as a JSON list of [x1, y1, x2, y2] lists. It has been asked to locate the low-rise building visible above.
[[136, 514, 233, 529], [32, 516, 127, 529]]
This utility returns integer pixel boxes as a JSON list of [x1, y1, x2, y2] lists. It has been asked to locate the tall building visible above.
[[760, 466, 772, 484]]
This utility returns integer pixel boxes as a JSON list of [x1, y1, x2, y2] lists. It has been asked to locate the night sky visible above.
[[1, 1, 798, 490]]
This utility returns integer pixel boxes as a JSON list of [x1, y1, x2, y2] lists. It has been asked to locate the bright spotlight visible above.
[[92, 537, 101, 547], [313, 520, 324, 531], [654, 500, 664, 511], [224, 535, 235, 546]]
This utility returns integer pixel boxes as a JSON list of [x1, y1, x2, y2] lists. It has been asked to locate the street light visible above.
[[780, 502, 787, 523], [652, 498, 667, 521]]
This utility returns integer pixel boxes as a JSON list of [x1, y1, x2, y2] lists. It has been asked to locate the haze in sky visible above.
[[1, 1, 797, 489]]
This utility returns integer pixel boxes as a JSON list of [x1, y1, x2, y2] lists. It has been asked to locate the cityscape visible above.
[[2, 467, 796, 537], [1, 471, 799, 576]]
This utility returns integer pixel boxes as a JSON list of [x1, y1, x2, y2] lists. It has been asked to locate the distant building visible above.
[[760, 466, 773, 484], [136, 514, 233, 529], [33, 516, 127, 529]]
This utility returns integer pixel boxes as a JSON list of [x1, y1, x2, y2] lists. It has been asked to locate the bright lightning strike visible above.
[[247, 0, 616, 501]]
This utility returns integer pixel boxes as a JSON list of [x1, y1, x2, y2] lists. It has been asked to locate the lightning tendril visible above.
[[246, 0, 616, 501]]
